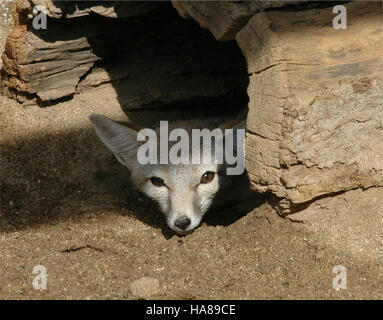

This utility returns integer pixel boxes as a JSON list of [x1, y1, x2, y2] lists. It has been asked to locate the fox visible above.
[[89, 113, 256, 235]]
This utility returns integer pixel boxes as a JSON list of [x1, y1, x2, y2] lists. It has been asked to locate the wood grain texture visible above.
[[237, 1, 383, 212], [172, 1, 306, 41], [0, 2, 248, 107]]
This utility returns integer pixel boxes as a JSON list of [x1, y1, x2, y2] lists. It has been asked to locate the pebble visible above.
[[128, 276, 159, 298]]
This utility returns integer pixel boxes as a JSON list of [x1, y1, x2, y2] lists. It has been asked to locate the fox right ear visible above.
[[89, 114, 143, 168]]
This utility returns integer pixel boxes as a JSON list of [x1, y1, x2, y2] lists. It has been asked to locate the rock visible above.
[[128, 276, 160, 298]]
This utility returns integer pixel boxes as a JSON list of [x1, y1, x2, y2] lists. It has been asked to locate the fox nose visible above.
[[174, 216, 191, 230]]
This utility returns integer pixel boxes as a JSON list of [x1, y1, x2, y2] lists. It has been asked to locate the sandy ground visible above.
[[0, 0, 14, 71], [0, 91, 382, 300]]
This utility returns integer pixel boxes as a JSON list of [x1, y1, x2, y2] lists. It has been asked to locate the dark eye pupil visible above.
[[150, 177, 164, 187], [201, 171, 215, 184]]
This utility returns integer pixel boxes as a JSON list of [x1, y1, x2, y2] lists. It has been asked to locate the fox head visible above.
[[89, 114, 245, 235]]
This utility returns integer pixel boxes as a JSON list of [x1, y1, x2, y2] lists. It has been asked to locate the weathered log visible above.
[[31, 0, 159, 19], [1, 1, 248, 108], [77, 33, 248, 110], [172, 0, 304, 41], [172, 0, 254, 41], [236, 1, 383, 213], [172, 0, 383, 213], [1, 0, 162, 102], [1, 0, 100, 102]]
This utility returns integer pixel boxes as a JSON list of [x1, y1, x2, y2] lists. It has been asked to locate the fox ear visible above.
[[89, 114, 143, 168]]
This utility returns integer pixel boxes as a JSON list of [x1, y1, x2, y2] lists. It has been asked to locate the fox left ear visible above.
[[89, 114, 144, 168]]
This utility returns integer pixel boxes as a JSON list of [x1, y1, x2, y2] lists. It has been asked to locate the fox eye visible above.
[[150, 177, 165, 187], [200, 171, 215, 184]]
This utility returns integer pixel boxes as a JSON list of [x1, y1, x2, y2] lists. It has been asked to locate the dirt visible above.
[[0, 0, 14, 70], [0, 91, 382, 300]]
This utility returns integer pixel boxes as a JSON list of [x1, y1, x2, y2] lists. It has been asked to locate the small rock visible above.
[[129, 276, 159, 298]]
